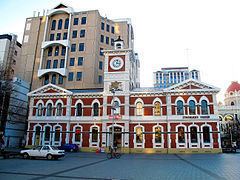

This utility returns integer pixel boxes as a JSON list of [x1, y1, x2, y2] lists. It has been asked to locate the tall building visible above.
[[153, 67, 200, 88], [26, 37, 221, 154], [17, 3, 134, 91]]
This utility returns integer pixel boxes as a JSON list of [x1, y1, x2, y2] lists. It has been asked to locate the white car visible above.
[[20, 145, 65, 160]]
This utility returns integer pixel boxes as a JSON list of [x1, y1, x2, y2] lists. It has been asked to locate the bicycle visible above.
[[106, 147, 121, 159]]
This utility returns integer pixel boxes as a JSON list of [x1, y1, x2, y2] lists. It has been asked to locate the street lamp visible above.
[[110, 88, 116, 149]]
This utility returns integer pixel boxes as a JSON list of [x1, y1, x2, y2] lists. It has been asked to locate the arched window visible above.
[[203, 126, 210, 143], [76, 103, 83, 116], [55, 46, 59, 56], [34, 126, 41, 145], [178, 127, 185, 143], [154, 102, 161, 116], [51, 74, 56, 84], [54, 126, 61, 142], [93, 103, 99, 116], [44, 74, 49, 85], [58, 19, 63, 30], [64, 18, 69, 29], [190, 126, 198, 143], [189, 100, 196, 115], [112, 100, 120, 115], [56, 103, 62, 116], [231, 102, 235, 106], [177, 100, 184, 115], [201, 100, 208, 115], [48, 47, 52, 56], [37, 103, 43, 116], [92, 127, 98, 143], [46, 103, 53, 116], [44, 126, 51, 142], [51, 20, 56, 30], [136, 102, 143, 116], [74, 127, 81, 143], [136, 126, 143, 143], [154, 126, 162, 143]]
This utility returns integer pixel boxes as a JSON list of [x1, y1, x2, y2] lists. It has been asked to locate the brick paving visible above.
[[0, 152, 240, 180]]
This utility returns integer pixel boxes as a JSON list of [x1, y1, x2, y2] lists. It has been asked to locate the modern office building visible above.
[[17, 3, 135, 91], [153, 67, 200, 88], [26, 37, 221, 154]]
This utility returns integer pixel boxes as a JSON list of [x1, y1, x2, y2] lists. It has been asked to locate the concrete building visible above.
[[17, 3, 134, 91], [153, 67, 200, 88], [26, 38, 221, 154]]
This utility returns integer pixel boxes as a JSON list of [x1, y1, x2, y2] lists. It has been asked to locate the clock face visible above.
[[110, 57, 124, 70]]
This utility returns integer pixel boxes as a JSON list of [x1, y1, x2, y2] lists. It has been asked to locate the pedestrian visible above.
[[0, 134, 5, 151]]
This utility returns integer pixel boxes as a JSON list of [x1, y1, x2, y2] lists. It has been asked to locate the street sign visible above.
[[109, 115, 122, 120]]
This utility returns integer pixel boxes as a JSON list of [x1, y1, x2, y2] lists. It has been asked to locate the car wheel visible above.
[[47, 154, 53, 160], [23, 153, 29, 159], [70, 149, 74, 152]]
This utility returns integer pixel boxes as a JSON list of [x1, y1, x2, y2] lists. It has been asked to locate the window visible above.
[[76, 103, 83, 116], [73, 18, 78, 25], [79, 43, 84, 51], [178, 127, 185, 143], [60, 59, 65, 68], [44, 74, 49, 85], [58, 19, 63, 30], [63, 32, 67, 40], [81, 17, 87, 24], [177, 100, 184, 115], [58, 75, 63, 84], [69, 58, 75, 66], [136, 102, 143, 116], [51, 20, 56, 30], [101, 22, 104, 30], [190, 127, 198, 143], [53, 60, 58, 68], [100, 35, 104, 43], [48, 47, 52, 56], [93, 103, 99, 116], [106, 37, 109, 44], [68, 72, 74, 81], [76, 72, 82, 81], [99, 61, 103, 70], [106, 24, 110, 32], [154, 126, 162, 143], [136, 127, 143, 143], [203, 126, 210, 143], [80, 29, 85, 38], [231, 102, 235, 106], [56, 103, 62, 116], [61, 46, 66, 56], [189, 100, 196, 115], [75, 127, 81, 142], [78, 57, 84, 66], [92, 127, 98, 142], [46, 60, 51, 69], [56, 33, 61, 40], [111, 38, 114, 46], [112, 101, 120, 115], [44, 127, 51, 141], [64, 18, 69, 29], [154, 102, 161, 116], [50, 34, 54, 41], [54, 126, 61, 141], [72, 30, 77, 38], [71, 44, 76, 52], [201, 100, 208, 115], [46, 103, 53, 116], [34, 127, 41, 145], [111, 26, 115, 34], [37, 103, 43, 116], [55, 46, 59, 56], [100, 48, 103, 56], [98, 75, 103, 84], [51, 74, 56, 84]]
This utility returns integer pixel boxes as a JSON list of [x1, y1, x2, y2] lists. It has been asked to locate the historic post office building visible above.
[[25, 36, 221, 154]]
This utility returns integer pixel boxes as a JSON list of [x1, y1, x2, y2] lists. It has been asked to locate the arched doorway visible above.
[[107, 125, 123, 148]]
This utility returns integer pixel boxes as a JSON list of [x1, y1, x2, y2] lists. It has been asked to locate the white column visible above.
[[124, 122, 129, 148], [29, 97, 34, 118], [103, 95, 107, 116], [212, 93, 218, 115], [65, 13, 72, 69], [65, 96, 72, 143], [102, 122, 107, 147], [166, 94, 172, 150]]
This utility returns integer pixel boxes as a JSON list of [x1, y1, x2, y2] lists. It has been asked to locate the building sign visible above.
[[109, 115, 122, 120], [183, 115, 210, 119]]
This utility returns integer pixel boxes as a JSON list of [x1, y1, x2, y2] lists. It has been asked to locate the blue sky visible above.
[[1, 0, 240, 101]]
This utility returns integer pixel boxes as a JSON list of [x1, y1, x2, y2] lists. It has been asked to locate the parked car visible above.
[[58, 143, 79, 152], [20, 145, 65, 160]]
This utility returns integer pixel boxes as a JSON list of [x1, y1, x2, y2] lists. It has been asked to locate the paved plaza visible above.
[[0, 152, 240, 180]]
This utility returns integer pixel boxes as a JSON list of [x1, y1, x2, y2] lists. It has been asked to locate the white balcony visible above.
[[41, 40, 70, 49], [38, 68, 68, 77], [47, 7, 74, 16]]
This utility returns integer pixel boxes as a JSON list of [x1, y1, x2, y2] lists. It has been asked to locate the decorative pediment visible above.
[[28, 83, 73, 97], [54, 3, 68, 9], [165, 79, 220, 92]]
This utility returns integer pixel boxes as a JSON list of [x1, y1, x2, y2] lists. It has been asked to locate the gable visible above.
[[181, 85, 202, 90], [54, 3, 68, 9]]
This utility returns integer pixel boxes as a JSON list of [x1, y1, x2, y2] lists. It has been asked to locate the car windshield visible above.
[[51, 146, 59, 150], [33, 146, 42, 150]]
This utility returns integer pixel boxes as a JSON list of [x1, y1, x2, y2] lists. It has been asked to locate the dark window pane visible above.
[[71, 44, 76, 52], [60, 59, 65, 68], [80, 29, 85, 38], [106, 24, 110, 32], [106, 37, 109, 44], [101, 22, 104, 30], [69, 58, 75, 66], [98, 75, 102, 84], [50, 34, 54, 41], [68, 72, 74, 81], [177, 100, 184, 115], [73, 18, 78, 25], [58, 19, 63, 30], [56, 33, 61, 40], [99, 61, 103, 70], [72, 30, 77, 38], [53, 60, 58, 68], [79, 43, 84, 51], [111, 26, 114, 34], [190, 127, 198, 143], [55, 46, 59, 56], [76, 72, 82, 81], [58, 75, 63, 84], [189, 100, 196, 115], [78, 57, 83, 66], [63, 32, 68, 40], [64, 18, 69, 29], [52, 74, 56, 84], [51, 20, 56, 30], [92, 127, 98, 142], [93, 103, 99, 116], [203, 126, 210, 143], [48, 47, 52, 56], [44, 74, 49, 85], [100, 48, 103, 56], [61, 46, 66, 56], [100, 35, 104, 43], [81, 17, 87, 24], [46, 60, 51, 69]]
